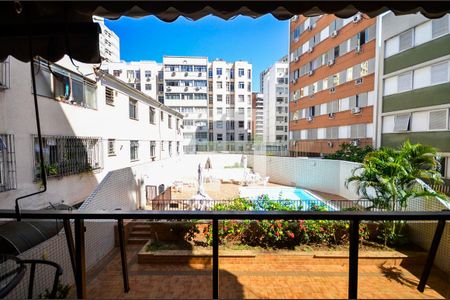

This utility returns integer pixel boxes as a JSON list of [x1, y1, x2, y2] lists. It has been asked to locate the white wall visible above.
[[248, 155, 360, 199]]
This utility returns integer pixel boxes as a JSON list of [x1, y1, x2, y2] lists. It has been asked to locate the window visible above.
[[238, 82, 244, 89], [145, 83, 152, 90], [429, 110, 448, 130], [326, 127, 339, 139], [238, 121, 244, 128], [130, 141, 139, 161], [217, 134, 223, 141], [208, 69, 213, 78], [217, 81, 223, 89], [217, 107, 223, 115], [129, 98, 138, 119], [397, 72, 413, 93], [168, 115, 172, 128], [33, 135, 102, 180], [432, 17, 449, 38], [183, 119, 193, 126], [238, 108, 244, 115], [431, 62, 449, 85], [0, 134, 16, 192], [393, 114, 411, 132], [350, 124, 367, 138], [238, 68, 245, 77], [176, 142, 180, 155], [145, 70, 152, 78], [238, 133, 245, 141], [176, 118, 180, 130], [161, 141, 165, 152], [108, 139, 116, 156], [238, 95, 244, 102], [105, 87, 114, 105], [150, 141, 156, 157], [160, 111, 164, 121], [247, 69, 251, 79], [216, 121, 223, 129], [149, 107, 155, 124], [169, 141, 172, 156], [217, 94, 223, 102], [216, 68, 222, 76], [399, 29, 414, 52]]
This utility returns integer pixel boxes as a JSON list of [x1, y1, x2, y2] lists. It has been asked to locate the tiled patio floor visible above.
[[86, 246, 450, 299]]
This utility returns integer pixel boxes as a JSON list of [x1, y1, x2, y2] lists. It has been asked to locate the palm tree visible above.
[[346, 141, 445, 246]]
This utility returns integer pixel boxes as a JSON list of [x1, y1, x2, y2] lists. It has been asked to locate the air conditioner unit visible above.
[[351, 107, 361, 114], [171, 72, 175, 76], [331, 30, 338, 38], [307, 116, 313, 122], [308, 70, 314, 76], [184, 72, 188, 76], [291, 79, 297, 84], [146, 78, 151, 82], [198, 72, 202, 77], [167, 87, 171, 91], [355, 45, 362, 54], [306, 25, 313, 31], [327, 141, 334, 148], [184, 87, 189, 91], [328, 112, 335, 119], [307, 47, 314, 53], [355, 78, 363, 85], [329, 87, 336, 93], [195, 87, 200, 91], [353, 14, 362, 23], [294, 57, 299, 62], [351, 139, 360, 146], [327, 59, 335, 66]]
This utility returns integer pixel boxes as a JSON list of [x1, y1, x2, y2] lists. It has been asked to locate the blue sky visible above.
[[105, 15, 289, 91]]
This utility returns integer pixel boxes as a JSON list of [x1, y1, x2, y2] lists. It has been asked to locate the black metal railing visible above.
[[0, 209, 449, 300]]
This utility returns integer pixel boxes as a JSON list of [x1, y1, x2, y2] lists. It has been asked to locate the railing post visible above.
[[212, 218, 219, 299], [418, 219, 446, 292], [348, 219, 360, 300], [117, 219, 130, 293], [74, 219, 86, 299], [63, 219, 77, 283]]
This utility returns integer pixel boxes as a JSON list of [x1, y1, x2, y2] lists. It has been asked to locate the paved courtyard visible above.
[[85, 246, 450, 299]]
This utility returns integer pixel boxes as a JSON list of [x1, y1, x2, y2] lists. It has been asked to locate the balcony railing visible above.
[[0, 209, 448, 299]]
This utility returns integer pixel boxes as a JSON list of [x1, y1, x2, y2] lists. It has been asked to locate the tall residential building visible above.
[[252, 92, 264, 141], [162, 56, 209, 153], [102, 61, 162, 101], [288, 14, 377, 156], [208, 59, 253, 152], [260, 56, 289, 147], [0, 56, 182, 209], [93, 16, 121, 62], [104, 56, 253, 153], [376, 12, 450, 180]]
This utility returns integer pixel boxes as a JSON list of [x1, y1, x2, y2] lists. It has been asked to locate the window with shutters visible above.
[[108, 139, 116, 156], [149, 107, 155, 124], [432, 16, 449, 38], [326, 127, 339, 139], [393, 113, 411, 132], [105, 87, 114, 106], [397, 72, 413, 93], [0, 134, 16, 192], [398, 29, 414, 52], [429, 110, 448, 130], [130, 140, 139, 161], [350, 124, 367, 138], [129, 98, 138, 120], [430, 62, 449, 85], [307, 128, 318, 139]]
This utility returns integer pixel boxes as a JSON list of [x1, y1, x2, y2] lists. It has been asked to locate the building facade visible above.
[[376, 12, 450, 180], [93, 16, 121, 62], [207, 59, 253, 152], [260, 56, 289, 147], [252, 92, 264, 141], [0, 56, 182, 209], [288, 14, 377, 156], [102, 60, 162, 101]]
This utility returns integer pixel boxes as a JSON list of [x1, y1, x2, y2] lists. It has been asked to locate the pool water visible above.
[[239, 187, 334, 211]]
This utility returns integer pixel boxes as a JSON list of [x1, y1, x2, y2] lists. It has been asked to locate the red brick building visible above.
[[289, 14, 376, 156]]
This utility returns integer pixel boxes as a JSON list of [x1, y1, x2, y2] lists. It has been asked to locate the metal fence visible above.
[[0, 134, 17, 192], [0, 209, 448, 300]]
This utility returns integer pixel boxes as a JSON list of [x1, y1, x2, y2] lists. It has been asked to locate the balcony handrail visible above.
[[0, 209, 448, 300]]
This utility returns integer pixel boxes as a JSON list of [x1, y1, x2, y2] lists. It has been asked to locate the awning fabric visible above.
[[0, 1, 449, 63]]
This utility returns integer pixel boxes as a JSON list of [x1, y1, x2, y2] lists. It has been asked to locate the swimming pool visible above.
[[239, 187, 335, 211]]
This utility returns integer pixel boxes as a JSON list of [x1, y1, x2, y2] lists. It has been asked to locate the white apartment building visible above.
[[93, 16, 121, 63], [208, 59, 253, 152], [0, 56, 182, 210], [253, 93, 264, 140], [162, 56, 209, 153], [102, 61, 162, 101], [260, 56, 289, 147]]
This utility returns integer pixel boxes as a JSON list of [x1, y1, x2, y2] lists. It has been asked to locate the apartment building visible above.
[[260, 56, 289, 148], [289, 14, 376, 156], [208, 59, 253, 152], [0, 56, 182, 209], [102, 61, 162, 101], [93, 16, 120, 62], [376, 12, 450, 180], [253, 92, 264, 141]]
